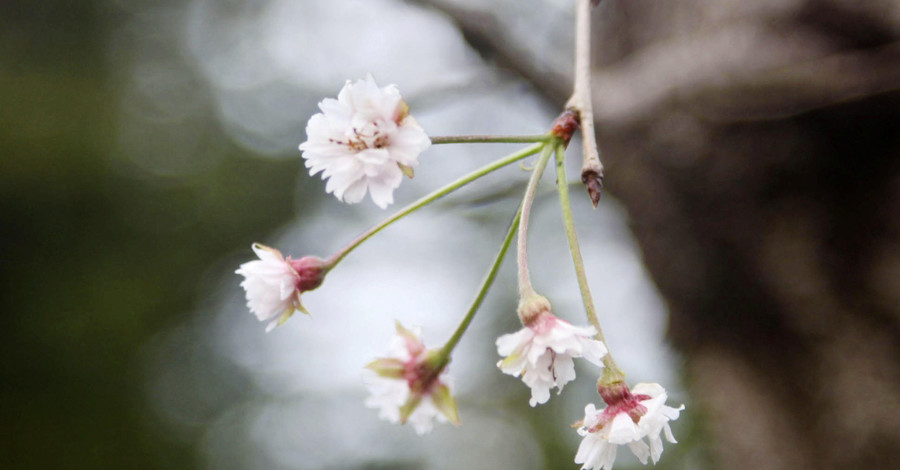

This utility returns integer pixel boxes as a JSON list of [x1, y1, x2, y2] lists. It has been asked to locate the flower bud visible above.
[[582, 168, 604, 208]]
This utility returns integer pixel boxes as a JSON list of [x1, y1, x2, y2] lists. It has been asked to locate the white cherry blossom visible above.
[[363, 323, 459, 435], [575, 382, 684, 470], [300, 75, 431, 209], [496, 311, 607, 406], [235, 243, 325, 331]]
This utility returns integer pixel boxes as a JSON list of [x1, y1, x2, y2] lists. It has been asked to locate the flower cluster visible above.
[[299, 75, 431, 209], [363, 322, 459, 435], [496, 294, 607, 406], [235, 72, 685, 469], [574, 382, 684, 470]]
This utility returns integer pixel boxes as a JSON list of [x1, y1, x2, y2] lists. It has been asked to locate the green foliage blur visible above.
[[0, 2, 302, 468]]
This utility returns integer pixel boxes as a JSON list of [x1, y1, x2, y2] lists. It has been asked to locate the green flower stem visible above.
[[516, 142, 555, 298], [324, 143, 544, 268], [439, 207, 521, 358], [430, 135, 551, 145], [553, 141, 625, 379]]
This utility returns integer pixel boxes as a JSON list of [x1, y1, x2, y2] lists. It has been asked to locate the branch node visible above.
[[550, 108, 581, 146]]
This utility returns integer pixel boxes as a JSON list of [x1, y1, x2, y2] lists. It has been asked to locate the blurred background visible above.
[[2, 1, 899, 469]]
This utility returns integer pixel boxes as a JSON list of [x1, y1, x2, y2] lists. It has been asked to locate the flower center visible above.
[[404, 357, 440, 394], [588, 392, 653, 433], [329, 121, 391, 153]]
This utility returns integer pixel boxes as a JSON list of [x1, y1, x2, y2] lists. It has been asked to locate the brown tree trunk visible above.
[[603, 73, 900, 470]]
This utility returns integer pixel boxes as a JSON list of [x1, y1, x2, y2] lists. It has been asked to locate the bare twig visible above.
[[565, 0, 604, 207]]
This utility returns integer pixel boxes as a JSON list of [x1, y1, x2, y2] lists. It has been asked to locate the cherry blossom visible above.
[[235, 243, 326, 331], [574, 382, 684, 470], [364, 322, 459, 435], [300, 75, 431, 209], [496, 295, 607, 406]]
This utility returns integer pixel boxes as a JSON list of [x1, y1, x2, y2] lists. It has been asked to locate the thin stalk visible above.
[[430, 135, 551, 145], [566, 0, 605, 207], [553, 141, 624, 378], [516, 143, 555, 297], [440, 208, 521, 357], [324, 143, 543, 268]]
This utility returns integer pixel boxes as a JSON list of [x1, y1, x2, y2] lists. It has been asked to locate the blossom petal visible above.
[[496, 312, 607, 406], [299, 76, 429, 208], [236, 243, 306, 328], [574, 383, 683, 469]]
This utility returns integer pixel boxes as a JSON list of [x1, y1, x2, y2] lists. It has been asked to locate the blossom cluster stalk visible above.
[[440, 208, 521, 358], [326, 143, 543, 268], [553, 141, 624, 379], [515, 143, 555, 298], [430, 135, 551, 145]]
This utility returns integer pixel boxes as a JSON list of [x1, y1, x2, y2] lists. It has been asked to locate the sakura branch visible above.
[[566, 0, 605, 207], [234, 1, 684, 467]]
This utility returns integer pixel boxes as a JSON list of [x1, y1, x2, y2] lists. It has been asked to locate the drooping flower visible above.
[[574, 382, 684, 470], [235, 243, 327, 332], [364, 322, 459, 435], [299, 75, 431, 209], [496, 294, 607, 406]]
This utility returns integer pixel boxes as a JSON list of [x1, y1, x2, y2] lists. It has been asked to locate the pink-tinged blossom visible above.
[[496, 295, 607, 406], [574, 382, 684, 470], [235, 243, 326, 332], [364, 322, 459, 435], [299, 75, 431, 209]]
